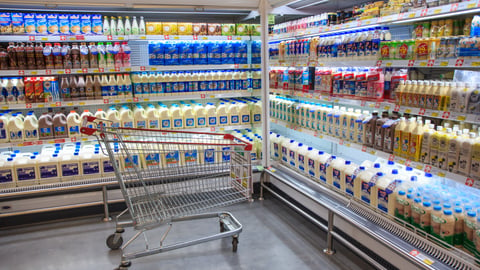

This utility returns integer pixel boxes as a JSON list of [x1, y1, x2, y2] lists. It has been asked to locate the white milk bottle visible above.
[[0, 157, 15, 188], [80, 110, 94, 136], [457, 132, 475, 176], [216, 102, 229, 126], [228, 101, 240, 125], [440, 209, 455, 245], [205, 103, 217, 127], [453, 207, 464, 247], [183, 104, 195, 128], [170, 104, 183, 129], [106, 106, 121, 128], [0, 113, 10, 143], [375, 169, 402, 215], [8, 114, 24, 142], [24, 112, 39, 141], [193, 103, 207, 128], [420, 124, 435, 164], [38, 154, 60, 184], [59, 152, 81, 181], [133, 104, 147, 129], [146, 104, 160, 129], [80, 149, 101, 179], [119, 105, 134, 128], [286, 140, 297, 168], [238, 101, 250, 125], [67, 110, 82, 138], [345, 165, 364, 197], [296, 143, 309, 173], [355, 164, 381, 203], [329, 157, 346, 190], [94, 108, 107, 120], [158, 104, 172, 129], [316, 151, 332, 183], [14, 155, 38, 186]]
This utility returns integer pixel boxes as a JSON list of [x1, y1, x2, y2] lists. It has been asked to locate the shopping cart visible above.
[[81, 116, 253, 270]]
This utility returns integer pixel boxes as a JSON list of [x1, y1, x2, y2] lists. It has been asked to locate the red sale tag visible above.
[[397, 13, 404, 20], [65, 69, 71, 74], [140, 66, 146, 71], [193, 35, 198, 40], [388, 154, 395, 162], [375, 102, 381, 109], [234, 64, 240, 69], [54, 139, 66, 143], [164, 35, 170, 40], [26, 103, 32, 109], [227, 36, 233, 40], [442, 111, 450, 119], [339, 139, 344, 145], [419, 108, 426, 115], [394, 104, 400, 111], [55, 101, 61, 107], [376, 60, 382, 67], [45, 69, 52, 75], [361, 100, 366, 107], [410, 250, 419, 257], [75, 35, 85, 40], [408, 60, 415, 67], [210, 127, 216, 132], [465, 178, 474, 187], [29, 36, 35, 41], [99, 68, 104, 72], [362, 145, 367, 152], [357, 21, 362, 27], [18, 70, 25, 75], [82, 68, 88, 73], [420, 9, 428, 16], [133, 97, 139, 102], [405, 159, 412, 167], [107, 35, 113, 40], [455, 59, 464, 67], [450, 3, 459, 12], [427, 59, 435, 67], [71, 137, 77, 142], [60, 36, 66, 41], [424, 165, 432, 173], [201, 94, 206, 99], [103, 99, 109, 104], [115, 67, 120, 72]]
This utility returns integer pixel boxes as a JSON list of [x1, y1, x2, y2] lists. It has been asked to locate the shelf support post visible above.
[[102, 186, 112, 222], [323, 210, 335, 255], [260, 0, 271, 170]]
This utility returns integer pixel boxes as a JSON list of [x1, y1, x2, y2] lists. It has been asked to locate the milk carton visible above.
[[0, 157, 15, 188], [158, 104, 172, 129], [14, 155, 38, 186], [67, 111, 81, 138], [24, 112, 39, 141], [60, 152, 81, 181], [228, 102, 240, 125], [38, 154, 60, 184], [170, 104, 183, 129], [8, 114, 24, 142]]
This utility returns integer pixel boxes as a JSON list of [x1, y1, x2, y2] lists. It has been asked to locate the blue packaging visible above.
[[80, 14, 92, 35], [24, 13, 36, 35], [91, 14, 102, 35], [164, 41, 179, 65], [58, 14, 70, 35], [179, 42, 193, 65], [235, 41, 248, 64], [148, 42, 159, 65], [47, 14, 59, 35], [11, 13, 24, 35], [222, 41, 235, 64], [35, 13, 47, 35], [252, 41, 261, 64], [208, 41, 222, 65], [193, 42, 208, 65], [0, 12, 12, 34], [69, 14, 81, 35]]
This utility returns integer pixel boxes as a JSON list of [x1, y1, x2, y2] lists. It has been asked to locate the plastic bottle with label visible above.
[[59, 152, 81, 181], [420, 124, 435, 164], [170, 104, 183, 129], [133, 105, 147, 129], [7, 114, 24, 142], [66, 110, 81, 138], [356, 165, 381, 204], [296, 143, 309, 173], [24, 112, 39, 141], [106, 106, 121, 128], [38, 112, 54, 139], [364, 111, 378, 147], [145, 104, 159, 129], [14, 155, 38, 186], [375, 169, 402, 215], [457, 132, 475, 176], [400, 118, 415, 158], [192, 103, 207, 128], [119, 105, 134, 128], [53, 112, 67, 138], [38, 153, 60, 184]]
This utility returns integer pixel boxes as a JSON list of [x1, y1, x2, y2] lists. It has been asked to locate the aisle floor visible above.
[[0, 196, 373, 270]]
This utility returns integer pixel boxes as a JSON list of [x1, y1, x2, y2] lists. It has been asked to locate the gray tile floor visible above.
[[0, 196, 373, 270]]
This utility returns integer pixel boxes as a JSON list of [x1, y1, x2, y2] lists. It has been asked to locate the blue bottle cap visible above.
[[398, 190, 406, 195], [443, 210, 452, 215], [454, 207, 463, 213], [423, 201, 431, 207], [345, 161, 351, 165], [433, 206, 442, 211]]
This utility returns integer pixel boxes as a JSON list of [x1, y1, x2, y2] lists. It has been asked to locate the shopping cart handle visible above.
[[80, 115, 99, 136]]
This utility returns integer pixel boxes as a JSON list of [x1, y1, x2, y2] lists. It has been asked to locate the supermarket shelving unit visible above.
[[1, 0, 480, 269]]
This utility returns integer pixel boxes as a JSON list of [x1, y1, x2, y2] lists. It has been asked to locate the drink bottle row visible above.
[[270, 132, 480, 257], [0, 98, 262, 142], [148, 40, 261, 66], [269, 95, 480, 179], [0, 41, 131, 70]]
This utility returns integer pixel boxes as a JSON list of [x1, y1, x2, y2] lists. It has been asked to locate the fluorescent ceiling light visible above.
[[295, 0, 329, 10], [390, 7, 480, 25]]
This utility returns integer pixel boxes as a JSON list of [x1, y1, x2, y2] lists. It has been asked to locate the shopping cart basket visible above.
[[81, 116, 253, 270]]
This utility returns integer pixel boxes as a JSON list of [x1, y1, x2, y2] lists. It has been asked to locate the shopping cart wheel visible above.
[[106, 234, 123, 250], [232, 236, 239, 252], [114, 261, 131, 270]]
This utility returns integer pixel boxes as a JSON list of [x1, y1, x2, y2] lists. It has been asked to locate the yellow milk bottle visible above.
[[429, 126, 443, 167], [146, 104, 160, 129], [183, 104, 195, 128], [420, 124, 435, 164], [170, 104, 183, 129], [238, 101, 250, 125], [457, 131, 475, 176], [408, 119, 423, 161], [205, 103, 217, 127], [216, 102, 229, 126], [193, 103, 207, 128]]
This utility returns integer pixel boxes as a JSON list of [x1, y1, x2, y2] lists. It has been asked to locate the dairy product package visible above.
[[251, 24, 261, 36], [193, 42, 208, 65], [193, 23, 207, 35], [146, 22, 162, 35], [46, 14, 59, 35], [207, 23, 221, 36], [58, 14, 70, 35], [236, 24, 250, 36], [11, 13, 24, 35], [91, 14, 103, 35], [162, 22, 178, 35], [222, 24, 236, 36], [24, 13, 36, 35], [0, 12, 12, 35], [35, 13, 47, 35], [163, 42, 179, 65], [80, 14, 92, 35], [177, 22, 192, 35], [69, 14, 81, 35]]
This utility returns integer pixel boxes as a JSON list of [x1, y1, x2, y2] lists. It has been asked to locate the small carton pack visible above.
[[162, 22, 178, 35], [251, 24, 261, 36], [47, 14, 59, 35], [207, 23, 221, 36], [236, 24, 250, 36], [35, 14, 47, 35], [69, 14, 81, 35], [0, 12, 12, 35], [146, 22, 162, 35], [177, 22, 192, 35], [11, 13, 24, 34], [80, 14, 92, 35], [91, 14, 103, 35], [58, 14, 70, 35], [192, 23, 207, 35], [221, 24, 236, 36], [24, 13, 36, 35]]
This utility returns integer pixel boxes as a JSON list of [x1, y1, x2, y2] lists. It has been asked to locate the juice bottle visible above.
[[79, 42, 89, 69], [71, 43, 81, 69], [411, 80, 421, 108], [97, 42, 106, 68], [374, 111, 389, 150], [88, 42, 98, 68], [393, 117, 407, 157], [16, 43, 27, 70], [26, 42, 36, 70], [35, 42, 45, 69], [400, 118, 416, 158], [409, 119, 424, 162], [464, 211, 477, 247], [429, 126, 443, 167]]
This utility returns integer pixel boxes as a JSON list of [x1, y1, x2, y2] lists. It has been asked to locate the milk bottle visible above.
[[438, 209, 456, 245], [418, 201, 433, 233], [375, 169, 402, 215], [170, 104, 183, 129], [119, 105, 134, 128], [464, 210, 477, 248], [182, 104, 195, 128], [458, 132, 475, 176], [158, 104, 172, 129], [251, 101, 262, 125], [287, 140, 297, 168], [38, 154, 60, 184], [399, 118, 415, 158], [328, 157, 345, 190], [14, 155, 38, 186], [7, 114, 24, 142], [59, 152, 80, 181], [67, 110, 81, 138], [106, 106, 121, 128], [38, 112, 54, 140], [452, 207, 465, 247], [131, 73, 142, 97], [24, 112, 39, 141], [355, 164, 381, 202], [354, 111, 369, 145], [395, 190, 407, 220], [228, 102, 240, 125], [216, 102, 229, 126], [364, 111, 378, 147], [193, 103, 207, 128], [408, 119, 423, 162], [132, 105, 146, 129], [80, 110, 94, 135], [374, 111, 389, 150], [80, 149, 101, 179], [305, 148, 319, 178], [0, 157, 15, 188], [470, 135, 480, 179], [0, 113, 8, 143], [430, 205, 444, 238], [237, 101, 250, 125], [296, 143, 309, 173], [145, 104, 159, 129], [420, 124, 434, 164]]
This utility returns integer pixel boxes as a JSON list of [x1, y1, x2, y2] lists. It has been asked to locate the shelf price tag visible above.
[[450, 3, 459, 12], [442, 111, 450, 119], [465, 178, 474, 187], [455, 58, 464, 67], [133, 97, 139, 102], [192, 35, 198, 40], [103, 98, 109, 104], [115, 67, 120, 72], [65, 69, 71, 74], [424, 165, 432, 173], [397, 13, 404, 20], [408, 60, 415, 67], [55, 102, 61, 107], [82, 68, 88, 73], [26, 103, 32, 109], [75, 35, 85, 40], [339, 139, 344, 145], [376, 60, 382, 67], [98, 68, 104, 73], [388, 154, 395, 162], [420, 9, 428, 16], [70, 137, 77, 142], [362, 145, 367, 152], [405, 159, 412, 167], [140, 66, 146, 71], [107, 35, 113, 40], [419, 108, 426, 115], [210, 127, 216, 132], [427, 59, 435, 67], [29, 36, 35, 41], [200, 94, 206, 99], [45, 69, 52, 75], [375, 102, 381, 109], [394, 104, 401, 111], [361, 100, 366, 107], [227, 36, 233, 40], [164, 35, 170, 40], [18, 70, 25, 76]]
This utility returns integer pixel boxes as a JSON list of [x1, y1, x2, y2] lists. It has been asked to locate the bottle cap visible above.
[[443, 210, 452, 215]]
